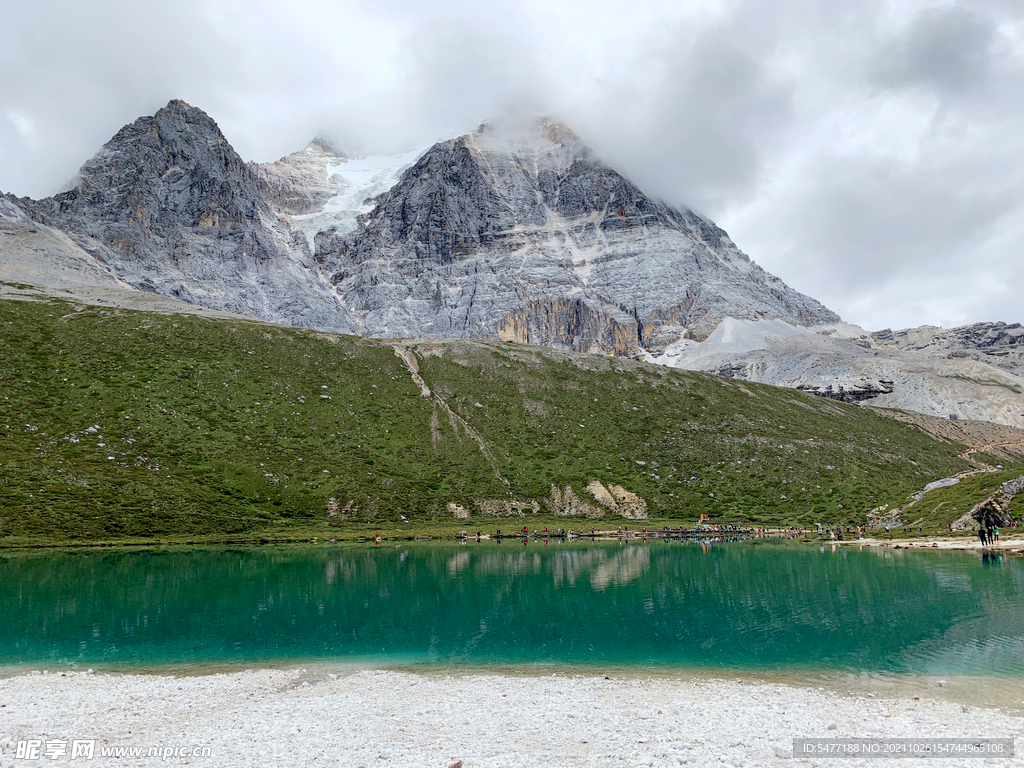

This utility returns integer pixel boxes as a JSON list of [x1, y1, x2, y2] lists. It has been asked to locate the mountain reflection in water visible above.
[[1, 541, 1021, 675]]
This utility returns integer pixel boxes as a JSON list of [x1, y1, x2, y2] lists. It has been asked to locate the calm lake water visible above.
[[1, 540, 1022, 675]]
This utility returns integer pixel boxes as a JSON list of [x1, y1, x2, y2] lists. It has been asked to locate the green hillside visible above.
[[0, 296, 992, 545], [899, 468, 1024, 529]]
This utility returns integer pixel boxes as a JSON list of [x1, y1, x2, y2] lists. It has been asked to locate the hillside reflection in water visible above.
[[1, 540, 1021, 675]]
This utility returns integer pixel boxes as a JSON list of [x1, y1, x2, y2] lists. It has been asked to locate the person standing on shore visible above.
[[979, 527, 987, 546], [993, 526, 1000, 544]]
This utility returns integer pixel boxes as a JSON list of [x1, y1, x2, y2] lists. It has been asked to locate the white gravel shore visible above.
[[1, 668, 1022, 767]]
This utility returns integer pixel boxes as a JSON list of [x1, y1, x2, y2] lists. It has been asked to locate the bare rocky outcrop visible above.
[[1002, 475, 1024, 499], [954, 498, 1012, 531], [474, 499, 540, 517], [585, 480, 617, 509], [867, 505, 902, 529], [444, 479, 650, 520], [447, 502, 471, 519], [579, 480, 648, 519], [496, 297, 643, 355], [608, 485, 649, 519], [795, 379, 895, 403], [326, 498, 359, 520], [441, 482, 650, 520], [547, 485, 605, 518], [950, 474, 1024, 531]]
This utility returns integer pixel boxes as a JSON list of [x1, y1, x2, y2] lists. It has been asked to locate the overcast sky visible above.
[[1, 0, 1021, 331]]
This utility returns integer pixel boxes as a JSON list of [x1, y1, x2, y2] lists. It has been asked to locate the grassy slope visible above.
[[0, 297, 1011, 545], [904, 468, 1024, 530]]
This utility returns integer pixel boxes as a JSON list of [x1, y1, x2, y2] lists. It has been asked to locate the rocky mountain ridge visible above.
[[871, 322, 1024, 377], [312, 120, 838, 350], [2, 99, 1021, 427], [3, 100, 835, 354], [653, 317, 1024, 428], [3, 100, 357, 333]]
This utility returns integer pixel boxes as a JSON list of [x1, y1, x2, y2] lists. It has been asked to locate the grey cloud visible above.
[[717, 1, 1024, 329], [733, 109, 1024, 328], [561, 19, 795, 223], [749, 151, 1019, 283], [1, 0, 1022, 330], [354, 15, 552, 153], [633, 28, 794, 214], [871, 6, 995, 96], [0, 0, 247, 197]]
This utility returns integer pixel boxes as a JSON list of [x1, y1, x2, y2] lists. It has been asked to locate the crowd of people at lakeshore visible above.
[[977, 526, 1001, 546], [444, 520, 1018, 544], [370, 517, 1018, 547]]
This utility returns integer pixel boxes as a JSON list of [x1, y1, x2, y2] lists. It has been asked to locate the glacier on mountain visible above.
[[259, 139, 431, 248]]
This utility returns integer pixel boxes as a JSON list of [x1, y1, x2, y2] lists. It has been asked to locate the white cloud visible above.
[[5, 109, 35, 147]]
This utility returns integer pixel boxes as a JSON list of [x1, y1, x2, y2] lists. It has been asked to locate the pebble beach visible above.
[[1, 668, 1022, 767]]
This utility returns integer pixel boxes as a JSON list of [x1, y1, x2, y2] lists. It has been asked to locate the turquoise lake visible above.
[[1, 540, 1022, 675]]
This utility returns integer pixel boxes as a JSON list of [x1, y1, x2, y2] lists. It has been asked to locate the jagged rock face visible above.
[[871, 323, 1024, 378], [655, 316, 1024, 428], [496, 297, 641, 356], [3, 105, 837, 353], [255, 137, 347, 216], [951, 475, 1024, 530], [6, 100, 356, 333], [19, 99, 265, 236], [794, 379, 896, 403], [315, 121, 838, 352]]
